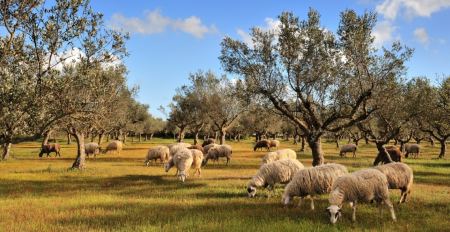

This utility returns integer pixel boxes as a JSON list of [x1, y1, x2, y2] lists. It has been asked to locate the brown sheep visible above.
[[254, 140, 270, 151], [188, 144, 204, 154], [373, 146, 402, 166], [202, 138, 215, 147], [39, 143, 61, 157]]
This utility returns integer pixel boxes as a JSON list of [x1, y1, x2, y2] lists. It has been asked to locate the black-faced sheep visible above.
[[254, 140, 270, 151], [339, 144, 357, 157], [282, 163, 348, 210], [373, 162, 413, 203], [39, 143, 61, 157], [327, 169, 396, 224], [247, 159, 305, 198], [262, 149, 297, 164], [145, 146, 170, 166]]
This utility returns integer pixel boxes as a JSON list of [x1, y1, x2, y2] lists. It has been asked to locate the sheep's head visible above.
[[178, 171, 186, 182], [247, 186, 257, 198], [164, 163, 171, 172], [327, 205, 342, 224], [281, 194, 291, 205]]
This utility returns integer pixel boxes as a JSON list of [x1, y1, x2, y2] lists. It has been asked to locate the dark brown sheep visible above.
[[39, 143, 61, 157], [188, 144, 204, 154], [254, 140, 270, 151], [373, 146, 402, 166], [202, 138, 215, 147]]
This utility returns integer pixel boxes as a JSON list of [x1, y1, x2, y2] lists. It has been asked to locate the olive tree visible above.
[[220, 9, 412, 165]]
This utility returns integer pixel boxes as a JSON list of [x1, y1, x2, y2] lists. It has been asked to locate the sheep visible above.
[[254, 140, 270, 151], [262, 149, 297, 164], [327, 168, 396, 224], [103, 140, 123, 155], [188, 144, 204, 154], [190, 149, 204, 177], [164, 147, 193, 182], [145, 146, 170, 166], [268, 139, 280, 150], [202, 144, 233, 166], [339, 144, 357, 158], [167, 142, 191, 157], [202, 138, 215, 147], [247, 159, 305, 198], [404, 144, 420, 158], [39, 143, 61, 157], [282, 163, 348, 210], [202, 143, 217, 155], [85, 142, 100, 158], [373, 146, 402, 166], [373, 162, 413, 204]]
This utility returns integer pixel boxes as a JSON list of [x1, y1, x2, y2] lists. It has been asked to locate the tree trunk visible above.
[[71, 132, 86, 169], [194, 132, 200, 145], [123, 133, 127, 144], [300, 136, 305, 152], [307, 137, 324, 166], [1, 142, 12, 160], [42, 130, 53, 146], [219, 129, 226, 145], [438, 139, 447, 158], [364, 135, 369, 144], [106, 133, 110, 142], [67, 133, 72, 144], [177, 127, 186, 142], [144, 134, 148, 141], [335, 137, 340, 148], [238, 134, 241, 142], [98, 133, 105, 145], [430, 137, 435, 146], [150, 133, 154, 140]]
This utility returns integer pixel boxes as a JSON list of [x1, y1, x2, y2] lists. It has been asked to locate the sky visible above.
[[89, 0, 450, 119]]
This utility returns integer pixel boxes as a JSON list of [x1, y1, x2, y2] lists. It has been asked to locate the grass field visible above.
[[0, 138, 449, 232]]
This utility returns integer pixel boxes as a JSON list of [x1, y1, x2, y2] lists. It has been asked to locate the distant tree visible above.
[[220, 9, 412, 165]]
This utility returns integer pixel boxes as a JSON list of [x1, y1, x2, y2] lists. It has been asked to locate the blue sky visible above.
[[90, 0, 450, 119]]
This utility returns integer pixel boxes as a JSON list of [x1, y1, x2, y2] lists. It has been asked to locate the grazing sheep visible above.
[[85, 142, 100, 158], [202, 143, 217, 155], [404, 144, 420, 158], [190, 149, 204, 177], [327, 169, 396, 224], [145, 146, 170, 166], [373, 162, 413, 203], [339, 144, 357, 158], [188, 144, 204, 154], [254, 140, 270, 151], [268, 139, 280, 150], [167, 142, 191, 157], [39, 143, 61, 157], [373, 146, 402, 166], [202, 144, 233, 166], [262, 149, 297, 164], [103, 140, 123, 155], [282, 163, 348, 210], [164, 147, 193, 182], [247, 159, 305, 198], [202, 138, 215, 147]]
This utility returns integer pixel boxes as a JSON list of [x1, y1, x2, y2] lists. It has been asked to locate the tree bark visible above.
[[67, 133, 72, 144], [98, 132, 105, 145], [42, 130, 53, 146], [194, 132, 200, 145], [150, 133, 154, 140], [300, 136, 305, 152], [220, 129, 226, 145], [71, 131, 86, 169], [1, 142, 12, 160], [177, 126, 186, 142], [438, 139, 447, 159], [307, 137, 324, 166], [430, 137, 435, 146], [144, 134, 148, 141], [335, 137, 340, 148]]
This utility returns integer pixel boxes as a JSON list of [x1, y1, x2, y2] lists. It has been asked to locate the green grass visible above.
[[0, 138, 449, 232]]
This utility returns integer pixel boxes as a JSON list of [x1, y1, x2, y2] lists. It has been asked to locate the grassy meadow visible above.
[[0, 138, 449, 232]]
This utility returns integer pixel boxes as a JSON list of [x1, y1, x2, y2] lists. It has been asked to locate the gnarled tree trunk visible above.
[[71, 131, 86, 169], [67, 133, 72, 144], [307, 137, 324, 166], [2, 141, 12, 160], [300, 136, 305, 152], [219, 129, 226, 145], [438, 138, 447, 159]]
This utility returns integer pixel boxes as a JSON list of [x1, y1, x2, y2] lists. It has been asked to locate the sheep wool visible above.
[[104, 141, 123, 155], [404, 144, 420, 158], [167, 142, 191, 157], [190, 149, 204, 176], [145, 146, 170, 165], [202, 143, 217, 155], [373, 162, 413, 203], [262, 149, 297, 164], [85, 142, 100, 158], [254, 140, 270, 151], [247, 159, 305, 197], [203, 144, 232, 166], [327, 168, 396, 224], [164, 147, 193, 182], [339, 144, 357, 157], [269, 139, 280, 149], [282, 163, 348, 209]]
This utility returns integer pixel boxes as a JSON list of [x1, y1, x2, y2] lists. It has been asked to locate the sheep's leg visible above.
[[266, 185, 274, 198], [353, 151, 356, 158], [384, 199, 396, 221], [226, 157, 230, 165], [351, 202, 357, 222], [309, 196, 315, 210], [297, 197, 303, 208]]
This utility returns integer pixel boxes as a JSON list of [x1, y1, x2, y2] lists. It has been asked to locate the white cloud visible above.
[[414, 27, 429, 45], [109, 9, 217, 38], [376, 0, 450, 20], [372, 20, 397, 47], [236, 17, 281, 46]]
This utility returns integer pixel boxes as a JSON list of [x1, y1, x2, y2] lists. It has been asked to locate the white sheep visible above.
[[202, 144, 232, 166], [327, 169, 396, 224], [339, 144, 357, 157], [282, 163, 348, 210], [167, 142, 191, 157], [202, 143, 217, 155], [247, 159, 305, 198], [103, 140, 123, 155], [404, 144, 420, 158], [145, 146, 170, 166], [373, 162, 413, 203], [262, 148, 297, 164], [269, 139, 280, 150], [190, 149, 204, 177], [85, 142, 100, 158], [164, 147, 193, 182]]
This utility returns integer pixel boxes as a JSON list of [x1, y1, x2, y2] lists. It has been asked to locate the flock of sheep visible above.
[[39, 138, 417, 224]]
